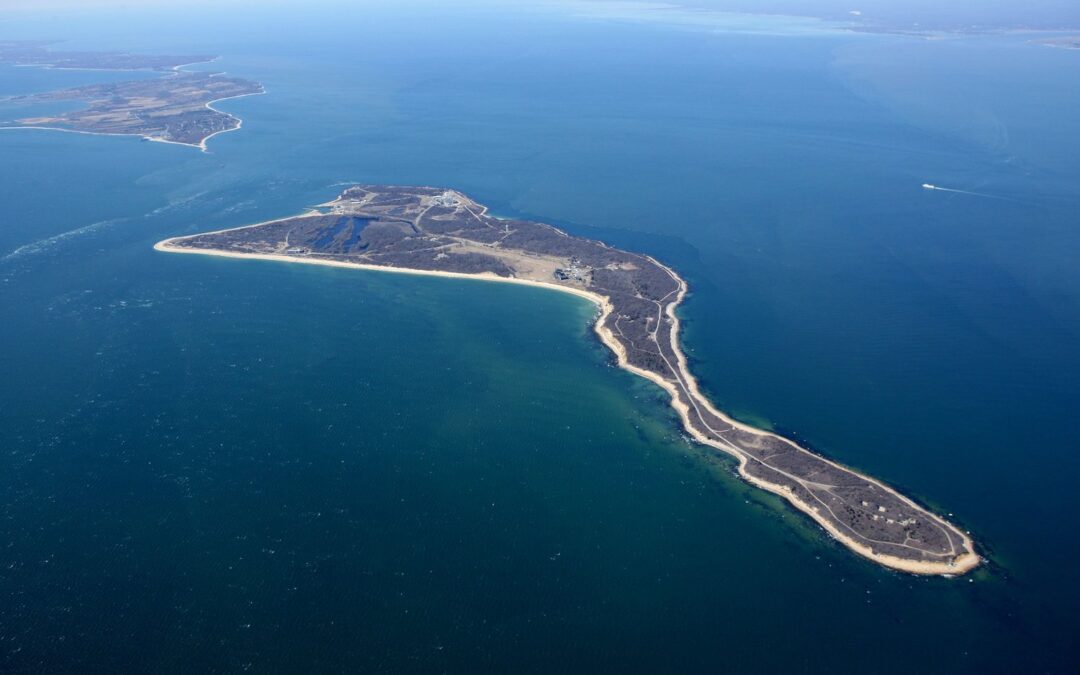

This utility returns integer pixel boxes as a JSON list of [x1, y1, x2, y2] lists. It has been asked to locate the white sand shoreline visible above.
[[154, 238, 606, 305], [641, 258, 980, 575], [195, 89, 266, 152], [155, 225, 979, 577]]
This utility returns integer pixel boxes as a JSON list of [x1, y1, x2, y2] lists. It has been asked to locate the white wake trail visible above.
[[921, 183, 1008, 200]]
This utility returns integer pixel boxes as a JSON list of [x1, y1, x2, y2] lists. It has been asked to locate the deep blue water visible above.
[[1, 3, 1079, 672]]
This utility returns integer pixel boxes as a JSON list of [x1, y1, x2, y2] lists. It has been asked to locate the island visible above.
[[0, 42, 263, 150], [156, 185, 981, 575]]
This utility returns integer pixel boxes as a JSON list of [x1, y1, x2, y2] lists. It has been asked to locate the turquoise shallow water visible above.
[[1, 3, 1079, 672]]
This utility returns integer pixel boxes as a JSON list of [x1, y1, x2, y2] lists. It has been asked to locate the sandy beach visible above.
[[194, 89, 266, 152]]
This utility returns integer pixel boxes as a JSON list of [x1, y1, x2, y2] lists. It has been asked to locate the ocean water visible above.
[[1, 3, 1079, 672]]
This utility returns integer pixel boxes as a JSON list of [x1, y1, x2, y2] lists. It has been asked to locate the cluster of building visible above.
[[433, 191, 462, 208], [553, 257, 586, 282]]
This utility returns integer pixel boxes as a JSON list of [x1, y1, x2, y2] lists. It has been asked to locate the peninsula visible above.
[[156, 185, 980, 575], [0, 41, 215, 71], [0, 42, 263, 150]]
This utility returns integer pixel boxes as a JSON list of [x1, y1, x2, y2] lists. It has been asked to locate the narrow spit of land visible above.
[[156, 185, 980, 575], [0, 42, 263, 150]]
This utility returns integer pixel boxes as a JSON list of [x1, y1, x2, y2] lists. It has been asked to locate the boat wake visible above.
[[921, 183, 1007, 200]]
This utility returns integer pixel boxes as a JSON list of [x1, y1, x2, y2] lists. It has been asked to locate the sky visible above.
[[0, 1, 1077, 32], [0, 0, 291, 9]]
